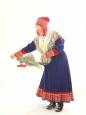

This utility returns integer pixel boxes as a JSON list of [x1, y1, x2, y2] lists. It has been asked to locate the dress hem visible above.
[[36, 87, 74, 102]]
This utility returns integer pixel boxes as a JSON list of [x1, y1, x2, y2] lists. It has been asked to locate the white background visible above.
[[0, 0, 86, 115]]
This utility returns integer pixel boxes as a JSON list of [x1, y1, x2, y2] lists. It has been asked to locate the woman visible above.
[[11, 17, 74, 112]]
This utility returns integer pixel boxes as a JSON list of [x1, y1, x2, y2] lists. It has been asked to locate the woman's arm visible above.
[[45, 37, 64, 58], [11, 41, 36, 59]]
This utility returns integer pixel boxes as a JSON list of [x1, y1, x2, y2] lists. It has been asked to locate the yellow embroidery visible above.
[[39, 38, 47, 53]]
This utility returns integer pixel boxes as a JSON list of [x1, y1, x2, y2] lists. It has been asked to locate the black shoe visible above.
[[46, 102, 56, 110], [55, 102, 64, 112]]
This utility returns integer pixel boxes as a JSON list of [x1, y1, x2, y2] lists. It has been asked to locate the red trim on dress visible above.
[[36, 87, 74, 102]]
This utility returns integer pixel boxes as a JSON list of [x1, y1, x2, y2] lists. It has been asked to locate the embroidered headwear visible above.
[[36, 17, 50, 30]]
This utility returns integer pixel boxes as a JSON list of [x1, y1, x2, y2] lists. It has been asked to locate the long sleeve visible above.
[[14, 41, 36, 58], [45, 36, 64, 58], [55, 37, 64, 53], [22, 41, 36, 53]]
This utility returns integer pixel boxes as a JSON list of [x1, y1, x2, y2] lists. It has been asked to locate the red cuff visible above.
[[46, 49, 59, 58], [14, 49, 26, 58], [52, 49, 59, 56], [21, 49, 26, 54]]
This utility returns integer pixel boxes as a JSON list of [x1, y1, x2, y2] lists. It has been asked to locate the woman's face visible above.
[[36, 25, 44, 36]]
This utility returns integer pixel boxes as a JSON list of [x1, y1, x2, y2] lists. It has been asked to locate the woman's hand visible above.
[[45, 49, 58, 58], [42, 53, 47, 59], [10, 53, 21, 62], [10, 54, 15, 59], [45, 51, 52, 58]]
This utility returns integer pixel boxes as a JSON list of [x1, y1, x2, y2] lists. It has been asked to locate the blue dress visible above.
[[21, 36, 74, 103]]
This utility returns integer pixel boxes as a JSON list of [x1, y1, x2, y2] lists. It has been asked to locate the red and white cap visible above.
[[36, 17, 50, 29]]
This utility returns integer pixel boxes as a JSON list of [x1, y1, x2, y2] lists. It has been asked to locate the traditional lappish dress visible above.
[[19, 31, 74, 103]]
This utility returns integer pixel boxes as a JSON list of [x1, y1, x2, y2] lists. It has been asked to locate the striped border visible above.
[[36, 87, 74, 102]]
